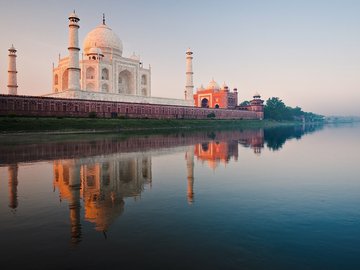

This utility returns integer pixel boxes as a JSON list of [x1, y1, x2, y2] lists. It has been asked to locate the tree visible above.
[[264, 97, 290, 120], [264, 97, 323, 122], [239, 100, 250, 106]]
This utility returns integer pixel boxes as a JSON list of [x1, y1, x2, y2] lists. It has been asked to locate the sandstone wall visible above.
[[0, 94, 263, 120]]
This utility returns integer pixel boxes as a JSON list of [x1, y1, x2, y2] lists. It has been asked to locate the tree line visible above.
[[241, 97, 324, 122]]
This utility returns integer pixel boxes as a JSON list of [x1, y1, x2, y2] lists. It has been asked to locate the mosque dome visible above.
[[207, 79, 220, 91], [130, 52, 140, 61], [221, 82, 229, 90], [254, 92, 261, 98], [83, 23, 123, 57]]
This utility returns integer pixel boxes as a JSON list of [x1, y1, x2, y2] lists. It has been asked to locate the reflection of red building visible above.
[[193, 79, 238, 109], [238, 129, 264, 155], [194, 141, 238, 170]]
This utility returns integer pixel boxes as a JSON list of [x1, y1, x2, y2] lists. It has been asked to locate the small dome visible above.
[[130, 52, 140, 61], [186, 48, 193, 55], [8, 44, 16, 52], [197, 84, 205, 91], [221, 82, 229, 90], [207, 79, 220, 91], [83, 23, 123, 57], [88, 47, 103, 56], [69, 11, 79, 20], [253, 92, 261, 98]]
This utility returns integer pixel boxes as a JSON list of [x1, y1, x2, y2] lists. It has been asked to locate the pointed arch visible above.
[[118, 70, 134, 94], [62, 69, 68, 91], [86, 67, 95, 79], [141, 74, 147, 85], [102, 68, 109, 80], [201, 98, 209, 108]]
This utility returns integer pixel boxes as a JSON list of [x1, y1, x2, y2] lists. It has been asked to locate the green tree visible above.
[[264, 97, 290, 120], [239, 100, 250, 106], [264, 97, 323, 122]]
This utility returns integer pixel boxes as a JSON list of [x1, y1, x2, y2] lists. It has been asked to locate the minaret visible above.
[[67, 11, 81, 91], [7, 45, 18, 95], [185, 48, 194, 101], [185, 146, 195, 204]]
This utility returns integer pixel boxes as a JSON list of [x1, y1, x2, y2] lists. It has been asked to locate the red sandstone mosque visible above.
[[0, 11, 264, 120]]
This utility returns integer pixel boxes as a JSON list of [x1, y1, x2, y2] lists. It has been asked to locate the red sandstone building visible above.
[[193, 79, 238, 109]]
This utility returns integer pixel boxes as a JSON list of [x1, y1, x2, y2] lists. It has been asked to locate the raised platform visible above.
[[0, 94, 263, 120], [45, 89, 194, 107]]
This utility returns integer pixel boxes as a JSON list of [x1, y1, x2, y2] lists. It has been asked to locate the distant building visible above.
[[237, 93, 264, 119], [193, 79, 238, 109]]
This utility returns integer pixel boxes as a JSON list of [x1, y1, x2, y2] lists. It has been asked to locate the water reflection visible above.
[[1, 124, 323, 244], [264, 124, 323, 151], [53, 155, 152, 244], [7, 164, 18, 211]]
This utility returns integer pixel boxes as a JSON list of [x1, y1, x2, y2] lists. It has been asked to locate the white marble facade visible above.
[[52, 15, 151, 98], [47, 13, 193, 107]]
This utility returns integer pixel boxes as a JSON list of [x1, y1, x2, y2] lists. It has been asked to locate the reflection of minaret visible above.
[[8, 164, 18, 210], [68, 162, 81, 245], [185, 146, 195, 204]]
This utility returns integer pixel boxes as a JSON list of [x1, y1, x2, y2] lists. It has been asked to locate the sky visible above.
[[0, 0, 359, 116]]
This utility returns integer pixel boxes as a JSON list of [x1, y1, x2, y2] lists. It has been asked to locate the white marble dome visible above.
[[83, 24, 123, 57], [207, 79, 220, 91], [88, 47, 103, 56]]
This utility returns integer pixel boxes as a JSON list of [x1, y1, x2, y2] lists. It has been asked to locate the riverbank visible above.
[[0, 116, 300, 134]]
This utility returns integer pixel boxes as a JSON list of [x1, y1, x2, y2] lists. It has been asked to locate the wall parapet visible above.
[[0, 94, 263, 120]]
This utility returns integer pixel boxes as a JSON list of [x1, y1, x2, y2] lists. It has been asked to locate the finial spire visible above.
[[103, 13, 106, 25]]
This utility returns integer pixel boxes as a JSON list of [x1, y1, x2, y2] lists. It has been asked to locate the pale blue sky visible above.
[[0, 0, 359, 116]]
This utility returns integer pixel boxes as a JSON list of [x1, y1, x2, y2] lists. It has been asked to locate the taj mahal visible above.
[[46, 12, 193, 107], [0, 11, 264, 120]]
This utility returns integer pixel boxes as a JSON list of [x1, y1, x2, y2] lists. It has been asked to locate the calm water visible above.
[[0, 124, 359, 270]]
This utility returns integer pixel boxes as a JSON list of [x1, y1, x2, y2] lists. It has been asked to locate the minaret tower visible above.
[[185, 48, 194, 101], [67, 11, 81, 91], [7, 45, 18, 95]]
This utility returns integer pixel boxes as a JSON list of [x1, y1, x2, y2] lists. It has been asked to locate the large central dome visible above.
[[83, 24, 123, 57]]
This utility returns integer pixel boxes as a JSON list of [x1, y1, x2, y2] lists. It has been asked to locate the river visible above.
[[0, 123, 359, 269]]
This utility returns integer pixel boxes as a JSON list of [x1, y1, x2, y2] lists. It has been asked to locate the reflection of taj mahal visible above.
[[53, 154, 152, 243], [2, 129, 267, 244]]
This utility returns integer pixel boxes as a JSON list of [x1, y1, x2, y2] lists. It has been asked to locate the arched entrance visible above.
[[86, 67, 95, 79], [62, 69, 68, 91], [201, 98, 209, 108], [118, 70, 134, 94], [215, 104, 219, 109]]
